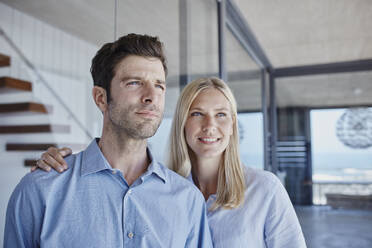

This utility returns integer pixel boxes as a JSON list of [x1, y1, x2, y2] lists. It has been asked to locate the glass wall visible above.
[[276, 70, 372, 204], [311, 108, 372, 182], [225, 28, 264, 169], [0, 2, 118, 244], [188, 0, 219, 79], [148, 0, 219, 163]]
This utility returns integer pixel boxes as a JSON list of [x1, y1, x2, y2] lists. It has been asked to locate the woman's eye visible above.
[[217, 112, 226, 117], [191, 112, 202, 117]]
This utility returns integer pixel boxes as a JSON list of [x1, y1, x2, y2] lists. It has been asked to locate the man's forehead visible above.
[[114, 55, 165, 78], [117, 55, 162, 68]]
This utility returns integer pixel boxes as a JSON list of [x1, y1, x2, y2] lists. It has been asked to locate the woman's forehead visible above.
[[191, 88, 230, 107]]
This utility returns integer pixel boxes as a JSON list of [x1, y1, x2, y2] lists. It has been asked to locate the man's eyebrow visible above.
[[120, 76, 142, 81], [156, 79, 166, 85], [120, 77, 165, 85]]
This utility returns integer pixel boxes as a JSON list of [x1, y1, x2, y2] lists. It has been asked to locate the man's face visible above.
[[106, 55, 166, 139]]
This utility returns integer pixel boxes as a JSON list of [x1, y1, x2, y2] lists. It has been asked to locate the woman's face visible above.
[[185, 88, 234, 160]]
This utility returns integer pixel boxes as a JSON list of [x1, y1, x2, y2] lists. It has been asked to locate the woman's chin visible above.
[[195, 150, 224, 160]]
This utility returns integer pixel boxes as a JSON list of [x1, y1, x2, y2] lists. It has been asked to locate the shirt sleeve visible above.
[[185, 195, 213, 248], [264, 177, 307, 248], [4, 175, 43, 248]]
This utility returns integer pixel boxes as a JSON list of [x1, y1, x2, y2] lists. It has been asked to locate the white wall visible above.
[[0, 3, 102, 245]]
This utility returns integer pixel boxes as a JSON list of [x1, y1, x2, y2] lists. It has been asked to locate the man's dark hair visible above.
[[90, 33, 167, 101]]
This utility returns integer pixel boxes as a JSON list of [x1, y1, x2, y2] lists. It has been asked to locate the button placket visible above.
[[123, 188, 136, 244]]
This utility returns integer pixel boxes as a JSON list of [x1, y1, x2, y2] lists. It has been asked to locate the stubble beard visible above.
[[107, 100, 162, 140]]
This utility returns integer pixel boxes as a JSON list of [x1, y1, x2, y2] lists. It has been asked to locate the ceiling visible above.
[[1, 0, 372, 110], [234, 0, 372, 67], [5, 0, 371, 67]]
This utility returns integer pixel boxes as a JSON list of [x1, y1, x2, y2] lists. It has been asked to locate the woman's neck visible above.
[[191, 155, 222, 201]]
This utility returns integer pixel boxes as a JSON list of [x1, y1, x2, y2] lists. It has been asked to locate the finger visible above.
[[59, 147, 72, 157], [46, 146, 59, 155], [30, 166, 37, 172], [47, 147, 68, 169], [36, 159, 51, 172], [41, 152, 65, 173]]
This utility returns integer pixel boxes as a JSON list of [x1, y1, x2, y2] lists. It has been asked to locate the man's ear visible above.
[[92, 86, 108, 112]]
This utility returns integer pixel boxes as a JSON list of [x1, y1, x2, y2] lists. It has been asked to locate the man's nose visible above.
[[141, 84, 157, 104]]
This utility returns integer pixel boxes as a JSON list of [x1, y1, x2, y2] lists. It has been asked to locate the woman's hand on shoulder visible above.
[[31, 147, 72, 173]]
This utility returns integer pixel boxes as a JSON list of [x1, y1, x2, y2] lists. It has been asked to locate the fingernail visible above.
[[63, 164, 68, 170], [58, 166, 64, 172]]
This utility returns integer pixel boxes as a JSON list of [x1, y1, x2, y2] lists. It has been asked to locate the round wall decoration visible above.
[[336, 108, 372, 149]]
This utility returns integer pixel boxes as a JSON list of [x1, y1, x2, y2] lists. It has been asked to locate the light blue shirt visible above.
[[190, 167, 307, 248], [4, 139, 213, 248]]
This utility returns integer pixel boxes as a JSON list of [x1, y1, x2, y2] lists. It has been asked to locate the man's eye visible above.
[[156, 84, 165, 90], [127, 81, 140, 86]]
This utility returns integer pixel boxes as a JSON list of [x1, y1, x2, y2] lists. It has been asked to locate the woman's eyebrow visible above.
[[189, 107, 229, 111], [189, 107, 204, 111], [215, 107, 229, 111]]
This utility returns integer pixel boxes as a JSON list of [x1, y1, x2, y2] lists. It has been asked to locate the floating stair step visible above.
[[24, 159, 37, 167], [25, 159, 68, 167], [7, 143, 86, 152], [0, 102, 52, 115], [0, 124, 70, 134], [0, 77, 32, 94], [0, 54, 10, 67]]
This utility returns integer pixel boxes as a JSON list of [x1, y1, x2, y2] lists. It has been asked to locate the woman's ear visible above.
[[92, 86, 108, 113]]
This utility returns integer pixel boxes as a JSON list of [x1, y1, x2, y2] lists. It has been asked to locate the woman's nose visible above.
[[202, 116, 217, 133]]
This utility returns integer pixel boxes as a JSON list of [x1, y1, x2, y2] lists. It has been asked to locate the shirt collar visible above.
[[81, 138, 167, 183], [81, 138, 111, 176], [141, 148, 167, 183], [186, 173, 194, 183]]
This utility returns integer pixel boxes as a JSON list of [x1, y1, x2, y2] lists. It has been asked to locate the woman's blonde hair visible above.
[[168, 77, 245, 210]]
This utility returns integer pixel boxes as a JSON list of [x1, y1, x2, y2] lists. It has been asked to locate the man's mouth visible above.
[[136, 110, 159, 118]]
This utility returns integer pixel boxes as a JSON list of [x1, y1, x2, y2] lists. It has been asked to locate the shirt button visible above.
[[128, 189, 132, 194], [112, 170, 116, 174], [128, 232, 134, 239]]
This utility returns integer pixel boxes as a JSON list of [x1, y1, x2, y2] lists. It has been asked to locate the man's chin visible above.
[[133, 124, 160, 139], [131, 130, 157, 140]]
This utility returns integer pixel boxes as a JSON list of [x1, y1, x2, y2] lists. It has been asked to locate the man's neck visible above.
[[99, 128, 150, 186]]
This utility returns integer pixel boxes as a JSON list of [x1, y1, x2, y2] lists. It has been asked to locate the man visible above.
[[4, 34, 212, 247]]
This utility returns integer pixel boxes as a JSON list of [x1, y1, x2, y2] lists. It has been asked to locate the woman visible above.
[[35, 77, 306, 247]]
